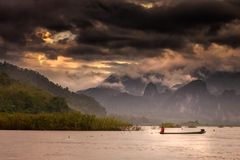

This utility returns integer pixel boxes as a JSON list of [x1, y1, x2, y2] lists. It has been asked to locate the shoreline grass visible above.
[[0, 112, 131, 131]]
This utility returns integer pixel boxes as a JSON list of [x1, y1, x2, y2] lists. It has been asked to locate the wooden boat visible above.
[[160, 129, 206, 134]]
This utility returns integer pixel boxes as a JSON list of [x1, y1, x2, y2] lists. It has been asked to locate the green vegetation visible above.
[[160, 122, 181, 128], [0, 62, 106, 115], [0, 112, 130, 131], [160, 121, 203, 128], [0, 72, 130, 131], [0, 72, 70, 113], [182, 120, 200, 128]]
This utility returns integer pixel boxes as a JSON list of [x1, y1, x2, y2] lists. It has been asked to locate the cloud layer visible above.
[[1, 0, 240, 90]]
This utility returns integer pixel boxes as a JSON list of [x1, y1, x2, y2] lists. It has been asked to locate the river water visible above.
[[0, 127, 239, 160]]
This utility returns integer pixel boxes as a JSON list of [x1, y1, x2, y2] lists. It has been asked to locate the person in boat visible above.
[[200, 129, 205, 133], [160, 126, 165, 134]]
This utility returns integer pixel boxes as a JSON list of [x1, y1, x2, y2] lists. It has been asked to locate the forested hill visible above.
[[0, 62, 106, 116], [0, 72, 70, 113]]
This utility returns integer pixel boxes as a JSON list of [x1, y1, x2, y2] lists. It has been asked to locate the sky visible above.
[[1, 0, 240, 91]]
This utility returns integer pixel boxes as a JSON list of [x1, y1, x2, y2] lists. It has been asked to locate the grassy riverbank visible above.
[[0, 112, 130, 131]]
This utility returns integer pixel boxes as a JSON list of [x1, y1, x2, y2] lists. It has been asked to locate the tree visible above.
[[47, 97, 70, 112]]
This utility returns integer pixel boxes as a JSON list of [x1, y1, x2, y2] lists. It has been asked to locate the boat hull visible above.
[[160, 131, 206, 135]]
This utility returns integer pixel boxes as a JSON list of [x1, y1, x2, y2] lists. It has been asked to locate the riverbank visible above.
[[0, 112, 130, 131]]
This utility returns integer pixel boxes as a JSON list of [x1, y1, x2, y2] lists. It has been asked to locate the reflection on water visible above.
[[0, 127, 240, 160]]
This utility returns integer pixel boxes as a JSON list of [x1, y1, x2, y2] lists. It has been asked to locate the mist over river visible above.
[[0, 127, 239, 160]]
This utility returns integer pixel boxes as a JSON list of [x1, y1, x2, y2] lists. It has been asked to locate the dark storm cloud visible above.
[[77, 25, 187, 50], [84, 0, 240, 49], [1, 0, 240, 59], [210, 35, 240, 48], [91, 0, 238, 33]]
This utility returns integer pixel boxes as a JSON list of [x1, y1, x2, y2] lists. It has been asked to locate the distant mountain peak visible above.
[[104, 74, 120, 83], [176, 80, 208, 96], [101, 74, 146, 96], [206, 71, 240, 95], [143, 82, 159, 97]]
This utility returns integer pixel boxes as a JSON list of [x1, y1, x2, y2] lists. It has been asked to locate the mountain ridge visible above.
[[0, 72, 70, 113], [78, 74, 240, 123], [0, 62, 106, 116]]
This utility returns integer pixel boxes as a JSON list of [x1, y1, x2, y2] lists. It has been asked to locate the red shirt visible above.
[[160, 127, 165, 133]]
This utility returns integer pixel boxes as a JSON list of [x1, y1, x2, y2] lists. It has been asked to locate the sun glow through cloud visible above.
[[141, 3, 154, 9], [35, 28, 76, 45], [19, 51, 143, 90], [38, 54, 46, 65]]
